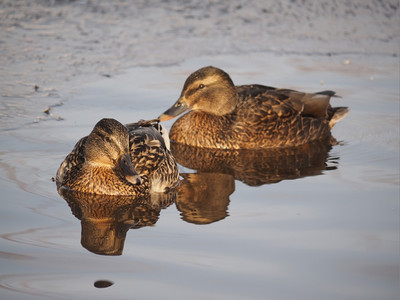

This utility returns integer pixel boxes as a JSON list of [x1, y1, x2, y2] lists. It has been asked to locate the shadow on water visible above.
[[58, 138, 339, 255]]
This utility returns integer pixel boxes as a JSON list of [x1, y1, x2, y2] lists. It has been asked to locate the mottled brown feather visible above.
[[56, 119, 179, 195], [161, 66, 348, 149]]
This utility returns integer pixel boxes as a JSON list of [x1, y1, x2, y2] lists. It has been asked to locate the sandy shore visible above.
[[1, 0, 399, 131]]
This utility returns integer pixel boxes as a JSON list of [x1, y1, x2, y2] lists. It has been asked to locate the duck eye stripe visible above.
[[186, 87, 198, 97]]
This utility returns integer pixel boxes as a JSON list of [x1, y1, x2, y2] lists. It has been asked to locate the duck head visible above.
[[159, 66, 239, 121], [85, 118, 142, 185]]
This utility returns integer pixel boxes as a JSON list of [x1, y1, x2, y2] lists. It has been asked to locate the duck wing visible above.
[[236, 84, 339, 119], [127, 123, 179, 192], [128, 125, 167, 177], [232, 85, 348, 147], [235, 84, 304, 122], [263, 88, 348, 126]]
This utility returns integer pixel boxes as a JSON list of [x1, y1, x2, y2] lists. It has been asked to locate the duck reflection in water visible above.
[[173, 139, 338, 224], [176, 172, 235, 225], [58, 187, 176, 256], [58, 128, 340, 247], [173, 139, 336, 186]]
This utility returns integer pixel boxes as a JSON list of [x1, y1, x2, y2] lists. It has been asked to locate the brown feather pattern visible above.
[[56, 119, 179, 195], [161, 66, 348, 149]]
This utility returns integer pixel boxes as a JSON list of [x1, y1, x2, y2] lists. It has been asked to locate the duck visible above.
[[56, 118, 179, 195], [159, 66, 349, 149]]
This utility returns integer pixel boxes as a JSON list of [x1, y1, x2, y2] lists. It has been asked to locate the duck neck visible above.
[[215, 88, 239, 115]]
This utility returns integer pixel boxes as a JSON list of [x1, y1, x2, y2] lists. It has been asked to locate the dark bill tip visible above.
[[159, 98, 189, 122], [117, 154, 142, 185]]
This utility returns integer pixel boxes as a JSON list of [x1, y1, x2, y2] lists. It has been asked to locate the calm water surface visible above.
[[1, 1, 399, 299], [0, 53, 398, 300]]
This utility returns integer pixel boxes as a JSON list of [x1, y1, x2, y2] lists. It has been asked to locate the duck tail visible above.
[[316, 90, 345, 99], [329, 107, 349, 128], [154, 123, 171, 151], [316, 90, 338, 97]]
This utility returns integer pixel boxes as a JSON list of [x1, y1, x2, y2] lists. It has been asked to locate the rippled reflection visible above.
[[176, 172, 235, 225], [173, 140, 338, 224], [172, 139, 336, 186], [57, 188, 176, 255], [58, 139, 339, 250]]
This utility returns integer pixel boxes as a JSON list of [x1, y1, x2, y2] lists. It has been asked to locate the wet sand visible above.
[[1, 1, 399, 300]]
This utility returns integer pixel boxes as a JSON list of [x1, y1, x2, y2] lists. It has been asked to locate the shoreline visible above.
[[1, 0, 398, 132]]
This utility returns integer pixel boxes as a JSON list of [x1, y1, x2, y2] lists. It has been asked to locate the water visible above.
[[1, 1, 399, 299]]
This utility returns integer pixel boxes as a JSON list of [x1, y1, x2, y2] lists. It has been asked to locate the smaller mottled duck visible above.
[[56, 118, 179, 195], [159, 66, 349, 149]]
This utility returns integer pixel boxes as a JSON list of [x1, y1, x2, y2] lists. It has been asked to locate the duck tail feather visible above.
[[316, 90, 341, 98], [329, 107, 349, 128], [154, 123, 171, 151]]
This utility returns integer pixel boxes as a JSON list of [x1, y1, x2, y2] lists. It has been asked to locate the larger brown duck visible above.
[[56, 118, 179, 195], [159, 66, 349, 149]]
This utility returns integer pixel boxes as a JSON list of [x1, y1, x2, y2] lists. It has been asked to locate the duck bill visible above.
[[117, 154, 142, 185], [159, 97, 190, 121]]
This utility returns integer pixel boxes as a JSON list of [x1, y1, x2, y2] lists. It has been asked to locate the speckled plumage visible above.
[[56, 118, 179, 195], [160, 66, 349, 149], [126, 120, 180, 193]]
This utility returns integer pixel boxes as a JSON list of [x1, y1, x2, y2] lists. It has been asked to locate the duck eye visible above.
[[198, 84, 205, 89]]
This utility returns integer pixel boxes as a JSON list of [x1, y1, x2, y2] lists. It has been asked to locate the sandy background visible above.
[[1, 0, 399, 131]]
